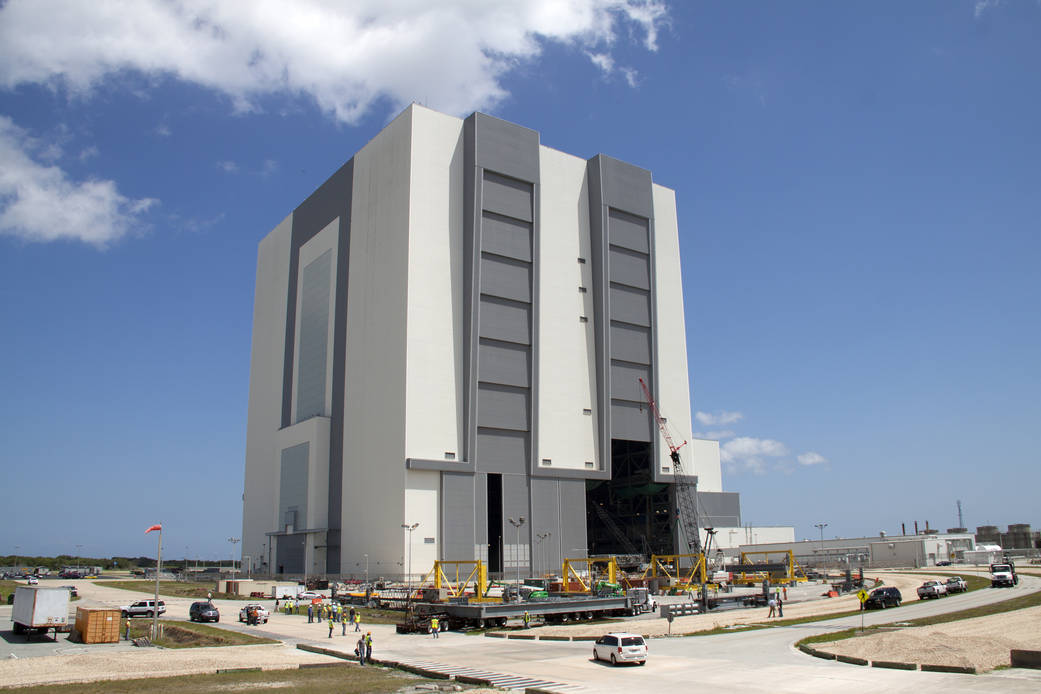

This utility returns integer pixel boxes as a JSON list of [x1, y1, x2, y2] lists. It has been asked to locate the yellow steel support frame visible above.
[[733, 550, 808, 584], [641, 553, 706, 588], [424, 560, 491, 599], [560, 556, 630, 593]]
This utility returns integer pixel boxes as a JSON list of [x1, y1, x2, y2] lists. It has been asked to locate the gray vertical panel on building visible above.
[[502, 473, 531, 563], [482, 173, 534, 221], [279, 443, 310, 528], [611, 401, 653, 441], [275, 535, 306, 575], [608, 284, 651, 327], [476, 384, 530, 431], [608, 246, 651, 289], [609, 362, 652, 402], [608, 209, 651, 253], [482, 213, 532, 261], [478, 340, 530, 388], [477, 298, 531, 345], [529, 478, 559, 573], [471, 113, 540, 182], [609, 322, 651, 364], [475, 429, 530, 474], [480, 254, 532, 303], [442, 472, 476, 561], [559, 479, 588, 559], [285, 158, 353, 573], [295, 249, 332, 422], [601, 159, 653, 219]]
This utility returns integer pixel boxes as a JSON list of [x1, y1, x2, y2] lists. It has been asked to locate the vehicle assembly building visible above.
[[241, 104, 770, 579]]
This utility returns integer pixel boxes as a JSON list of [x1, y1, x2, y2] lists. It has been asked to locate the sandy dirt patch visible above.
[[0, 643, 338, 689], [816, 604, 1041, 672]]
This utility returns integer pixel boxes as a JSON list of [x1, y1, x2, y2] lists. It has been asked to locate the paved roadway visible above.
[[4, 573, 1041, 692]]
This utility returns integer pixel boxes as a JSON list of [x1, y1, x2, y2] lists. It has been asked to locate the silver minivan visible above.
[[593, 632, 648, 666]]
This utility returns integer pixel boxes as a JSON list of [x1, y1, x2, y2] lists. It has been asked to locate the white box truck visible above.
[[12, 586, 71, 639]]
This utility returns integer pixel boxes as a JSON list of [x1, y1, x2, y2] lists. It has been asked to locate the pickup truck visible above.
[[916, 580, 948, 599], [990, 563, 1018, 588], [944, 576, 968, 594]]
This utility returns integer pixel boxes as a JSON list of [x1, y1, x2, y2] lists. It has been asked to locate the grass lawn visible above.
[[97, 580, 246, 601], [1, 579, 21, 602], [797, 586, 1041, 647], [1, 663, 426, 694], [126, 620, 278, 648]]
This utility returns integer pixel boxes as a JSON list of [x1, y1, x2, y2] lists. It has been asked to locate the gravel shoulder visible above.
[[815, 604, 1041, 672]]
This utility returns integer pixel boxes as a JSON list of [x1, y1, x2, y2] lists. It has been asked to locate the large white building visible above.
[[241, 105, 750, 579]]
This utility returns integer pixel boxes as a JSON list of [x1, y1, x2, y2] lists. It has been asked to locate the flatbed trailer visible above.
[[399, 595, 638, 632]]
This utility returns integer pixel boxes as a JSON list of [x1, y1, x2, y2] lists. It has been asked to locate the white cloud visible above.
[[797, 451, 828, 466], [0, 116, 157, 246], [620, 67, 639, 87], [587, 51, 615, 75], [720, 436, 788, 475], [78, 145, 99, 162], [0, 0, 668, 124], [216, 160, 239, 173], [974, 0, 1001, 19], [695, 410, 744, 426]]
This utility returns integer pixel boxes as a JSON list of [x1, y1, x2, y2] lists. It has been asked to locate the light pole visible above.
[[536, 533, 550, 576], [507, 517, 526, 584], [227, 537, 240, 575], [401, 523, 419, 594], [364, 553, 369, 587], [814, 523, 828, 568]]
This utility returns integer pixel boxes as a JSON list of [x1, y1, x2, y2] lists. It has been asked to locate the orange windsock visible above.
[[145, 524, 162, 534]]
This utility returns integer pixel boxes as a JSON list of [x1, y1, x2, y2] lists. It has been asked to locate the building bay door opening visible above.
[[487, 473, 503, 575], [586, 440, 673, 562]]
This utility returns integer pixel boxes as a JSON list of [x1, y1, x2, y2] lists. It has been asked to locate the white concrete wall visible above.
[[405, 106, 466, 468], [404, 469, 440, 580], [689, 439, 722, 493], [242, 213, 293, 574], [291, 219, 339, 422], [537, 146, 599, 471], [651, 184, 696, 479], [340, 106, 413, 577]]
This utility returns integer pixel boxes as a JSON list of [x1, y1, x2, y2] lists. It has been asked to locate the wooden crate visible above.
[[75, 607, 121, 644]]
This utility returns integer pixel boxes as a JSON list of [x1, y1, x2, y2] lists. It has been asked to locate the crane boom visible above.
[[638, 378, 702, 555]]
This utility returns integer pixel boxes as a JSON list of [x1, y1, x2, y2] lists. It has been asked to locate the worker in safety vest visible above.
[[341, 610, 348, 635], [354, 612, 361, 631], [328, 615, 334, 638], [430, 617, 439, 638], [523, 610, 531, 629]]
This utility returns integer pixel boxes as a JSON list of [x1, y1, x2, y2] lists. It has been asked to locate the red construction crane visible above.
[[638, 378, 702, 555]]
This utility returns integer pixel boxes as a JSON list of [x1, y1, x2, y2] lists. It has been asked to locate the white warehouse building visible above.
[[241, 104, 763, 580]]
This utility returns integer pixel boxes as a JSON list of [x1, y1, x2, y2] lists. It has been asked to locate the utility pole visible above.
[[401, 523, 419, 594], [814, 523, 828, 567], [227, 538, 241, 575]]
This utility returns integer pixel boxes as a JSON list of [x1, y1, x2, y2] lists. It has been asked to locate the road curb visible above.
[[921, 663, 976, 674], [871, 660, 917, 670], [836, 654, 869, 666], [798, 644, 835, 660], [539, 635, 571, 641], [216, 667, 262, 674], [396, 663, 451, 679], [507, 633, 536, 640], [1011, 649, 1041, 669]]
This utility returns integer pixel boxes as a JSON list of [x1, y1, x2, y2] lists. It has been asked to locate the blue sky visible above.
[[1, 1, 1038, 560]]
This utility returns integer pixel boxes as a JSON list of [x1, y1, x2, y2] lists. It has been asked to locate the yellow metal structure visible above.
[[560, 556, 630, 593], [730, 550, 808, 585], [641, 553, 706, 588], [421, 560, 500, 602]]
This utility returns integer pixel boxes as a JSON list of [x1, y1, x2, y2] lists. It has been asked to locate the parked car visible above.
[[592, 632, 648, 666], [944, 576, 968, 594], [917, 581, 948, 599], [60, 585, 78, 598], [189, 601, 220, 623], [935, 560, 952, 567], [863, 587, 902, 609], [121, 599, 166, 618], [26, 576, 39, 585], [239, 603, 270, 623], [990, 562, 1018, 588], [296, 591, 322, 601]]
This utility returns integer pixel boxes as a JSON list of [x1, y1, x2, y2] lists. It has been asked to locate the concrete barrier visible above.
[[485, 632, 507, 638], [836, 654, 869, 666], [539, 635, 571, 641], [871, 660, 917, 670], [797, 644, 836, 660], [455, 674, 494, 686], [572, 636, 598, 642], [299, 662, 348, 669], [920, 663, 976, 674], [216, 667, 262, 674], [1010, 649, 1041, 670], [508, 633, 536, 640]]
